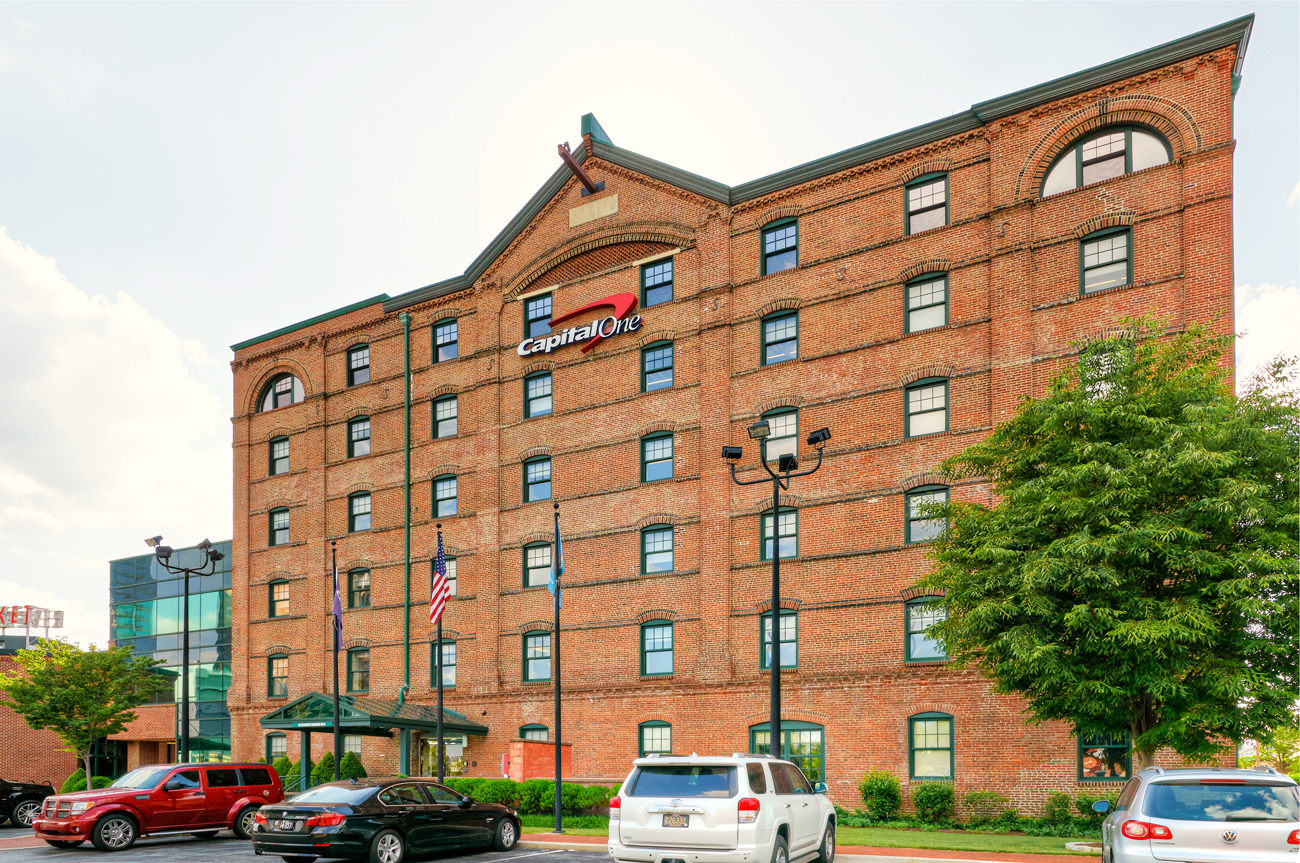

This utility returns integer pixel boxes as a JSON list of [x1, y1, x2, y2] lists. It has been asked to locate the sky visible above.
[[0, 2, 1296, 648]]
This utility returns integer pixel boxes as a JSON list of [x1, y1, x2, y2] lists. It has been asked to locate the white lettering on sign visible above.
[[516, 292, 643, 357]]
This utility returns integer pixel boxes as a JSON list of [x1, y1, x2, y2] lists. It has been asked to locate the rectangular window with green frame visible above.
[[642, 342, 673, 392], [1080, 228, 1132, 294], [909, 712, 953, 779], [906, 275, 948, 334], [432, 640, 456, 689], [762, 312, 798, 365], [523, 631, 551, 682], [348, 569, 370, 609], [760, 610, 797, 669], [906, 485, 949, 544], [905, 597, 947, 662], [761, 508, 797, 560], [641, 526, 673, 574], [524, 457, 552, 502], [525, 372, 553, 418], [906, 378, 948, 437], [348, 417, 371, 458], [269, 437, 289, 475], [750, 720, 825, 782], [762, 219, 798, 275], [641, 622, 673, 676], [267, 655, 288, 698], [1079, 732, 1131, 782], [641, 435, 673, 482], [433, 319, 458, 362], [523, 543, 551, 588], [269, 508, 290, 547], [525, 294, 552, 339], [639, 720, 672, 756], [268, 581, 289, 618], [347, 648, 370, 692], [642, 259, 673, 307], [906, 173, 948, 234]]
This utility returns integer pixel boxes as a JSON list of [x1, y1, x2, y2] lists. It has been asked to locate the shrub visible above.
[[91, 776, 113, 789], [912, 783, 956, 822], [518, 779, 551, 814], [339, 752, 367, 780], [858, 771, 902, 821], [456, 777, 486, 797], [476, 778, 520, 807], [577, 784, 613, 813], [1076, 789, 1119, 822], [271, 756, 293, 779], [1043, 791, 1074, 824], [963, 790, 1010, 826], [312, 752, 335, 786], [60, 770, 86, 794]]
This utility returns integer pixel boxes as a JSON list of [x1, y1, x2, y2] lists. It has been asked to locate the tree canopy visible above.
[[0, 639, 169, 779], [920, 321, 1298, 769]]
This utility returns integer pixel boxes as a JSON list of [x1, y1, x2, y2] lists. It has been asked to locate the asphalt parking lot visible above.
[[0, 829, 608, 863]]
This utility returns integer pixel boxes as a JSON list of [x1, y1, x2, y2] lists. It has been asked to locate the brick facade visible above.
[[0, 654, 78, 787], [228, 22, 1247, 813]]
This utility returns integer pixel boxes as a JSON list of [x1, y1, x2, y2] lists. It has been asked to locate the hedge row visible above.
[[442, 778, 614, 814]]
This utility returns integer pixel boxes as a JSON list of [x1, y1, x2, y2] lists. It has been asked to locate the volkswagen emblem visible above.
[[670, 799, 682, 808], [1221, 830, 1237, 844]]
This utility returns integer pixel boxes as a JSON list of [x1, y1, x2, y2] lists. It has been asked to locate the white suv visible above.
[[608, 754, 837, 863], [1093, 765, 1299, 862]]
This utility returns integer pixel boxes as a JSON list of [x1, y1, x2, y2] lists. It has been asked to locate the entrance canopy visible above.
[[259, 692, 489, 738]]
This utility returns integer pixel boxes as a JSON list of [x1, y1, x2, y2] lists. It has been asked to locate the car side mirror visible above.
[[1092, 800, 1110, 814], [460, 796, 473, 806], [812, 782, 828, 794], [163, 781, 185, 792]]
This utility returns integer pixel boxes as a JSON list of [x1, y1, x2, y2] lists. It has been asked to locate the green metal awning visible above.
[[259, 692, 489, 737]]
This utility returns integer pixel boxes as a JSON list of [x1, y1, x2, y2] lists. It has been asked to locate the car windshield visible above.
[[110, 768, 171, 790], [629, 766, 737, 798], [288, 785, 378, 805], [1144, 782, 1300, 822]]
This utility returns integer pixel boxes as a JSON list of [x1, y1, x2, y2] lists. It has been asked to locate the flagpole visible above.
[[436, 523, 445, 784], [332, 541, 341, 782], [552, 503, 563, 834]]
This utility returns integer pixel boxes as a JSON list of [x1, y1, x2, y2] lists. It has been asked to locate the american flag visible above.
[[430, 530, 451, 625]]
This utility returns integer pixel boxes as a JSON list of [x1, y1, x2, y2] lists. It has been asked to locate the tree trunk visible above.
[[83, 750, 93, 786], [1133, 748, 1157, 772]]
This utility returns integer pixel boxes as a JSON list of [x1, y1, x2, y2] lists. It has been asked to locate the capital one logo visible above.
[[516, 292, 643, 357]]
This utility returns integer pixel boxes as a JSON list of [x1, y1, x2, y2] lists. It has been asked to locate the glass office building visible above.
[[109, 541, 233, 763]]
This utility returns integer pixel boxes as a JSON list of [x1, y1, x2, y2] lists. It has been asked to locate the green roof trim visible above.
[[231, 294, 390, 352], [258, 691, 489, 736], [582, 113, 613, 145]]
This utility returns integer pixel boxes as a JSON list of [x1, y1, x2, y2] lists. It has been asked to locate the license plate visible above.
[[275, 820, 299, 832], [662, 814, 689, 828]]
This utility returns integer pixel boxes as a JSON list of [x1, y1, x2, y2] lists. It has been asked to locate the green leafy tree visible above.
[[0, 639, 168, 780], [312, 751, 335, 785], [339, 752, 368, 780], [920, 321, 1299, 770]]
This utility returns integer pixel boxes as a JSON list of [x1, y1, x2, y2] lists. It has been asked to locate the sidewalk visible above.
[[519, 834, 1095, 862], [0, 832, 42, 853]]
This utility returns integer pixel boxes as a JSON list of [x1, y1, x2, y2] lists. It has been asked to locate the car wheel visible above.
[[233, 805, 259, 840], [12, 800, 43, 828], [816, 822, 835, 863], [191, 830, 221, 839], [91, 814, 138, 852], [43, 840, 86, 849], [369, 829, 405, 863], [492, 818, 519, 850], [770, 834, 788, 863]]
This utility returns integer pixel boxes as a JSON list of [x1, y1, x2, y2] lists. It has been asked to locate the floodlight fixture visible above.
[[748, 420, 771, 440], [144, 536, 163, 548], [155, 545, 173, 562], [197, 538, 212, 551], [721, 446, 743, 460], [806, 427, 832, 447], [777, 453, 799, 473]]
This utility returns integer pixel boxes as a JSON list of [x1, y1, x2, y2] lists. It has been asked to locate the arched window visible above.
[[520, 724, 548, 741], [639, 720, 672, 756], [266, 732, 287, 761], [1042, 126, 1171, 196], [909, 712, 953, 780], [259, 374, 304, 412]]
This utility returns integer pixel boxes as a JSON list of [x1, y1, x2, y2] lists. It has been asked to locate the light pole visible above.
[[145, 536, 225, 763], [723, 424, 831, 760]]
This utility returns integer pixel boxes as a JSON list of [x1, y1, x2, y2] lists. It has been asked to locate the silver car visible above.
[[1093, 766, 1299, 862]]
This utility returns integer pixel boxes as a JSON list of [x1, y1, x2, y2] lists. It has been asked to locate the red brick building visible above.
[[0, 637, 77, 788], [228, 18, 1250, 810]]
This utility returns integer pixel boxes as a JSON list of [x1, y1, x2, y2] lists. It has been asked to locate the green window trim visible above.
[[761, 311, 799, 366], [641, 258, 674, 308], [761, 218, 798, 276], [909, 712, 954, 781], [761, 408, 799, 464], [433, 396, 458, 438], [523, 456, 552, 502], [522, 631, 552, 682], [638, 720, 672, 756], [347, 344, 371, 387], [431, 639, 456, 690], [1041, 125, 1173, 197], [267, 654, 289, 699], [268, 508, 290, 547], [640, 621, 674, 677], [348, 492, 372, 533], [523, 542, 552, 588], [433, 318, 458, 363], [258, 373, 304, 413], [904, 596, 948, 663], [268, 436, 290, 476], [524, 371, 553, 419], [641, 434, 674, 483], [524, 293, 553, 339], [1078, 732, 1133, 783], [433, 474, 458, 518], [268, 580, 289, 618], [748, 720, 826, 782], [759, 609, 798, 670], [904, 172, 949, 235], [905, 377, 949, 438], [905, 485, 949, 545], [904, 274, 949, 334], [519, 723, 548, 741], [1079, 227, 1133, 296], [348, 569, 371, 609], [347, 417, 371, 458], [641, 341, 674, 392], [641, 525, 674, 575], [438, 557, 458, 597], [346, 648, 370, 693], [760, 507, 798, 561], [265, 733, 287, 762]]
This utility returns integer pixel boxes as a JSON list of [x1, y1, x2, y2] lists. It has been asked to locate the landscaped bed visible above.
[[836, 826, 1097, 856]]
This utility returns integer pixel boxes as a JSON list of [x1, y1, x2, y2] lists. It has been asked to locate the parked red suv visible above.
[[33, 763, 282, 852]]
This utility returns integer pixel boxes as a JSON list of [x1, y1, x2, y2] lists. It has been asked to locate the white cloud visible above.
[[1236, 282, 1300, 385], [0, 228, 230, 648], [1288, 181, 1299, 207]]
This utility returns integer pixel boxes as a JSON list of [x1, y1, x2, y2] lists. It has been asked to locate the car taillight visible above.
[[609, 796, 620, 821], [1149, 824, 1172, 840], [738, 797, 760, 824], [254, 811, 268, 826], [304, 812, 346, 827], [1288, 829, 1299, 845], [1120, 821, 1172, 840]]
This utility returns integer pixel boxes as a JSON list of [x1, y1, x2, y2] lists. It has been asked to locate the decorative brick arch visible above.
[[340, 559, 372, 573], [348, 406, 372, 420], [430, 384, 459, 398], [343, 482, 375, 496], [244, 359, 315, 416], [755, 394, 802, 417], [636, 513, 680, 530], [432, 628, 461, 640], [1076, 323, 1142, 350], [748, 205, 802, 233], [425, 307, 464, 324], [257, 425, 298, 444], [264, 644, 293, 656], [637, 330, 676, 348], [758, 298, 801, 319], [265, 498, 296, 511], [755, 597, 802, 614], [899, 260, 952, 284], [518, 620, 553, 634], [900, 586, 944, 601], [899, 159, 953, 184], [428, 465, 460, 480], [520, 531, 555, 547], [899, 364, 955, 387], [343, 334, 373, 351], [908, 702, 958, 718], [1073, 211, 1136, 238], [640, 420, 676, 437], [742, 493, 801, 516], [519, 445, 553, 462], [742, 708, 831, 726], [503, 223, 696, 301], [637, 609, 678, 624], [343, 638, 372, 650], [899, 473, 948, 492], [1015, 94, 1201, 200], [523, 360, 556, 376]]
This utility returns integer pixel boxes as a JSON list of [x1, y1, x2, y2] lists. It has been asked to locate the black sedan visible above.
[[251, 778, 520, 863]]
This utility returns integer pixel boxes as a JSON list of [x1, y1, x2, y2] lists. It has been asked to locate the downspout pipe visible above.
[[398, 312, 412, 708]]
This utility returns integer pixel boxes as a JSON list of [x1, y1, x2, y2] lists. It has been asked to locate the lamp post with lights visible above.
[[144, 536, 225, 763], [722, 423, 831, 759]]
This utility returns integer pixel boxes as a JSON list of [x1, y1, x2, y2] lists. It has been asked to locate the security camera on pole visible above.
[[722, 425, 831, 758]]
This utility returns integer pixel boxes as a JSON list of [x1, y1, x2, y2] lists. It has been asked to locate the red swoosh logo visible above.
[[547, 292, 639, 353]]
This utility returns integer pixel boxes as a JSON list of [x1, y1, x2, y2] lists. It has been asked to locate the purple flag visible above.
[[332, 558, 342, 651]]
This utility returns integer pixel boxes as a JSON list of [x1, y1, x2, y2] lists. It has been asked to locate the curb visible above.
[[520, 840, 609, 851]]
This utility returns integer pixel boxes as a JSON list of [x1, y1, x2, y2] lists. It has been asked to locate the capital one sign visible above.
[[516, 292, 643, 357]]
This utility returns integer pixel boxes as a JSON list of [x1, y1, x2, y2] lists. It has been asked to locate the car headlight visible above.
[[70, 802, 91, 815]]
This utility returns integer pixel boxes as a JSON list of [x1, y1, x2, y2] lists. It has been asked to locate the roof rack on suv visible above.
[[1254, 766, 1281, 775], [1140, 766, 1165, 774]]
